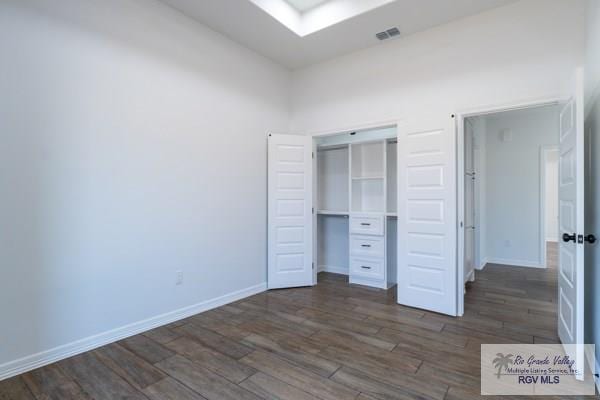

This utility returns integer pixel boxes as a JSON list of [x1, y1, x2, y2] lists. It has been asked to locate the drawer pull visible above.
[[361, 244, 371, 248], [361, 266, 372, 270], [360, 223, 371, 226]]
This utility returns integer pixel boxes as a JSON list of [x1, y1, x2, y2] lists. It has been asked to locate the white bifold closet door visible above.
[[397, 115, 457, 316], [267, 134, 314, 289]]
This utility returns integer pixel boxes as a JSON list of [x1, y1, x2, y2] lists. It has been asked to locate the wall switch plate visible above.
[[504, 240, 511, 247], [176, 270, 183, 285]]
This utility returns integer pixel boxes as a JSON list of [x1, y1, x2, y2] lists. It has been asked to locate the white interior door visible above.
[[397, 115, 457, 316], [557, 95, 585, 376], [268, 134, 313, 289]]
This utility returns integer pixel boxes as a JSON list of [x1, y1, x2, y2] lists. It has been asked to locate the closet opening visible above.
[[314, 126, 398, 290]]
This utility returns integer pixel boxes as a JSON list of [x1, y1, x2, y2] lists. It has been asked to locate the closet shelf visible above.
[[317, 210, 349, 216], [351, 176, 384, 180]]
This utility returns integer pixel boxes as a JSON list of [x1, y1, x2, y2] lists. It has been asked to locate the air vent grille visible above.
[[376, 32, 389, 40], [386, 27, 400, 37], [376, 27, 400, 41]]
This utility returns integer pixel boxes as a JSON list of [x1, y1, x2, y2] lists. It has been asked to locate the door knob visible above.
[[563, 233, 576, 243], [584, 234, 597, 244]]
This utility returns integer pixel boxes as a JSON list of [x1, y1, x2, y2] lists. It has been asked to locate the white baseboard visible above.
[[0, 282, 266, 382], [465, 269, 475, 283], [318, 265, 348, 275], [476, 257, 488, 270], [485, 257, 545, 269]]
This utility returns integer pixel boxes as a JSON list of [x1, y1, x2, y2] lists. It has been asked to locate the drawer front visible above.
[[350, 235, 384, 258], [350, 215, 384, 236], [350, 257, 384, 280]]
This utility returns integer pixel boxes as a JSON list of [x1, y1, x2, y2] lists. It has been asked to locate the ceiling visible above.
[[160, 0, 517, 69], [285, 0, 329, 13]]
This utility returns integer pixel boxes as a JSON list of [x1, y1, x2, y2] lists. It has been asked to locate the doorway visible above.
[[461, 104, 561, 285]]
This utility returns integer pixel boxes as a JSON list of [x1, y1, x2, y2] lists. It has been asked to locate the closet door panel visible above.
[[397, 116, 457, 316], [268, 134, 313, 289]]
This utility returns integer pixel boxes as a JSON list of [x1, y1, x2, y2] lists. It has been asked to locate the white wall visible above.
[[544, 150, 559, 242], [481, 106, 559, 268], [0, 0, 289, 377], [584, 0, 600, 382], [290, 0, 583, 134]]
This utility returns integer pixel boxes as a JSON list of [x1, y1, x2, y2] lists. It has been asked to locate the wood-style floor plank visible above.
[[331, 366, 447, 400], [93, 342, 167, 390], [0, 376, 36, 400], [174, 323, 253, 360], [143, 377, 208, 400], [142, 325, 182, 345], [119, 334, 175, 364], [164, 336, 256, 383], [22, 363, 91, 400], [155, 355, 261, 400], [239, 372, 322, 400], [240, 350, 359, 400], [58, 352, 147, 400], [241, 333, 340, 378]]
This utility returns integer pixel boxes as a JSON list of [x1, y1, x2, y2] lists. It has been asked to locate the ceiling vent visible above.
[[376, 27, 400, 41]]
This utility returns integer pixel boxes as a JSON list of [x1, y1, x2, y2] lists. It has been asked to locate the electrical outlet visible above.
[[176, 270, 183, 285]]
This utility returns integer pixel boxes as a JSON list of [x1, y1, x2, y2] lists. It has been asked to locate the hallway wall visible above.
[[467, 107, 560, 269]]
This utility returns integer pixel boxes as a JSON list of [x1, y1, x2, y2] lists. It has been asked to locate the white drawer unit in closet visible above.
[[350, 235, 384, 258], [350, 256, 384, 280], [349, 214, 384, 236]]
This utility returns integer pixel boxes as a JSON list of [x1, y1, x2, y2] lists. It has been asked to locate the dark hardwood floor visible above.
[[1, 242, 595, 399]]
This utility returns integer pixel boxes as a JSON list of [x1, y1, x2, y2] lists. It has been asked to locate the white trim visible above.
[[540, 145, 559, 269], [477, 256, 489, 270], [485, 257, 545, 268], [457, 114, 465, 316], [306, 118, 402, 139], [0, 282, 266, 382], [317, 265, 349, 275], [466, 269, 475, 282], [455, 96, 566, 316]]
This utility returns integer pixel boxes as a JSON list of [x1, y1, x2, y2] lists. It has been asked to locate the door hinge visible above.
[[312, 262, 315, 270], [312, 152, 314, 159], [312, 207, 315, 214]]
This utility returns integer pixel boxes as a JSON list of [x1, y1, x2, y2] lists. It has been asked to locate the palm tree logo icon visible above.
[[492, 353, 514, 378]]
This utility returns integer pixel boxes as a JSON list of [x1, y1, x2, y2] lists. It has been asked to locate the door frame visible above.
[[307, 119, 402, 286], [455, 97, 565, 316], [540, 145, 560, 266]]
